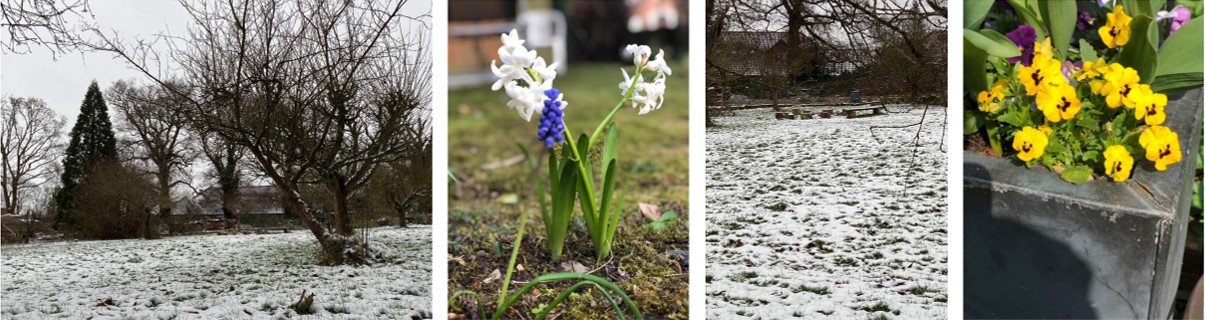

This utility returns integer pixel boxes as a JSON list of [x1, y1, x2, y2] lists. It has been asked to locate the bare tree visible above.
[[195, 126, 242, 220], [0, 0, 94, 55], [1, 96, 66, 219], [90, 0, 430, 264], [107, 79, 194, 219]]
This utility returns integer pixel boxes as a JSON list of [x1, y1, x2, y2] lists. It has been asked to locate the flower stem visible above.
[[589, 65, 643, 149]]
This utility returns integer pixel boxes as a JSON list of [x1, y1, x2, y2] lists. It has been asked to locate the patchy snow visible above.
[[706, 106, 948, 319], [2, 226, 431, 319]]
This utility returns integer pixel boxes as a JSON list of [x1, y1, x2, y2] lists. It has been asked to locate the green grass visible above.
[[448, 59, 690, 319]]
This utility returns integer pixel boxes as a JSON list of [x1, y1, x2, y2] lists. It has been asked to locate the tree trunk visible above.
[[332, 182, 353, 236]]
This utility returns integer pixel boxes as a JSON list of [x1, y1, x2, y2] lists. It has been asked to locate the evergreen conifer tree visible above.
[[54, 81, 117, 229]]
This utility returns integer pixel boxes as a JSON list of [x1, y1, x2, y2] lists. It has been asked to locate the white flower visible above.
[[491, 29, 538, 91], [633, 78, 666, 115], [625, 44, 651, 67], [644, 49, 672, 77], [528, 57, 558, 90], [491, 30, 563, 122], [619, 68, 636, 94], [503, 82, 545, 121], [618, 45, 670, 115]]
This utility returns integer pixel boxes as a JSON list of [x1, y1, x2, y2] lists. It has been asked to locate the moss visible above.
[[448, 61, 690, 320]]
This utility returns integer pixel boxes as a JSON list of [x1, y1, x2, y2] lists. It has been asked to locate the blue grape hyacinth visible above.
[[537, 88, 566, 148]]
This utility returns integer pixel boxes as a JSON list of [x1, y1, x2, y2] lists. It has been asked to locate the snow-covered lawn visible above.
[[706, 106, 948, 319], [2, 226, 431, 319]]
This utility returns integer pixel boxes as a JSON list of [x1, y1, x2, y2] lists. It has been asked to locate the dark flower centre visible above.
[[1059, 97, 1072, 112], [1022, 142, 1033, 152], [1120, 84, 1132, 96], [1113, 161, 1123, 172], [1145, 105, 1157, 116], [1109, 27, 1120, 37], [1159, 146, 1172, 159]]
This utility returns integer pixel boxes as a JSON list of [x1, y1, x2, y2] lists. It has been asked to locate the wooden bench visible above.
[[819, 109, 834, 118], [799, 111, 814, 119], [775, 111, 793, 120], [843, 106, 887, 118]]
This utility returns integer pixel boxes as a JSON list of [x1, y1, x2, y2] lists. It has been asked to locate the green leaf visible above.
[[1152, 18, 1204, 93], [602, 123, 618, 180], [659, 211, 679, 222], [1117, 15, 1159, 83], [597, 158, 619, 237], [1079, 39, 1098, 62], [965, 111, 984, 135], [1121, 0, 1159, 17], [966, 29, 1023, 58], [1078, 117, 1100, 131], [997, 113, 1025, 126], [966, 0, 995, 30], [1008, 0, 1047, 39], [965, 37, 991, 95], [1061, 165, 1094, 184], [1040, 0, 1078, 58]]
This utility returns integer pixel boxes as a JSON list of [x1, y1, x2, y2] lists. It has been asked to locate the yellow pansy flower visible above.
[[977, 80, 1009, 113], [1013, 126, 1049, 162], [1036, 83, 1082, 122], [1033, 37, 1055, 62], [1139, 126, 1182, 171], [1100, 5, 1132, 49], [1103, 145, 1134, 182], [1130, 84, 1168, 125], [1074, 58, 1111, 81], [1039, 124, 1054, 135], [1019, 58, 1065, 96], [1101, 65, 1141, 108]]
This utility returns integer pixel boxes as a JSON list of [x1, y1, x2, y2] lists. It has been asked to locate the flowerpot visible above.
[[963, 88, 1203, 319]]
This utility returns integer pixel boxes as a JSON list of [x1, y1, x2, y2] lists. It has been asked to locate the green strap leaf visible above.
[[966, 0, 995, 30], [1152, 18, 1204, 93], [1117, 15, 1159, 83], [1040, 0, 1078, 58], [966, 29, 1024, 58]]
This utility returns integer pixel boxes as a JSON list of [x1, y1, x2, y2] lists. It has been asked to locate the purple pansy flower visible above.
[[996, 0, 1015, 13], [1077, 11, 1095, 30], [1006, 25, 1037, 66]]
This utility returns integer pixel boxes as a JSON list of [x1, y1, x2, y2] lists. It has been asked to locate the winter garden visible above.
[[446, 4, 690, 318], [705, 0, 948, 318], [1, 0, 434, 317]]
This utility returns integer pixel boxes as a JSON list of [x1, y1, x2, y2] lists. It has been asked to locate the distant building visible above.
[[175, 186, 287, 218]]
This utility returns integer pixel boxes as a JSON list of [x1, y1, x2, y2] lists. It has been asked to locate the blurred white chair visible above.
[[517, 10, 568, 74]]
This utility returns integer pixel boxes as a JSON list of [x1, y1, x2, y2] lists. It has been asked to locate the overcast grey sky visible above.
[[1, 0, 431, 125]]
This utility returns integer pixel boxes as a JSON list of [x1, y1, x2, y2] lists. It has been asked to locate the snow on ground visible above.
[[2, 226, 431, 319], [706, 106, 948, 319]]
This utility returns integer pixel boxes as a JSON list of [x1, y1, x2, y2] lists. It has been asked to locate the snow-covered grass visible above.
[[2, 226, 431, 319], [706, 106, 948, 319]]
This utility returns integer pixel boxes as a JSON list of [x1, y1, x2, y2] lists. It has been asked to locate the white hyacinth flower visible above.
[[625, 44, 651, 67], [644, 49, 672, 77], [491, 30, 562, 121], [618, 44, 670, 115], [503, 82, 545, 122]]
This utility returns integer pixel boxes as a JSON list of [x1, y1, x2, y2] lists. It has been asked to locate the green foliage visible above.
[[645, 211, 679, 231], [54, 81, 118, 230], [966, 1, 1203, 183], [1116, 15, 1159, 83], [450, 214, 643, 320], [1152, 18, 1205, 93]]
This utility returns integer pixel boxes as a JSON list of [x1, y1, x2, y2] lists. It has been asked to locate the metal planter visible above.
[[964, 88, 1203, 319]]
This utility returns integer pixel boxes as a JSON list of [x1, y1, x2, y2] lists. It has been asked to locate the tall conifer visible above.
[[54, 81, 117, 229]]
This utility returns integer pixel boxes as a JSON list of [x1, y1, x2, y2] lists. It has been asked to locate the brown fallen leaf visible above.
[[561, 261, 588, 273], [639, 203, 661, 221], [483, 269, 502, 284]]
